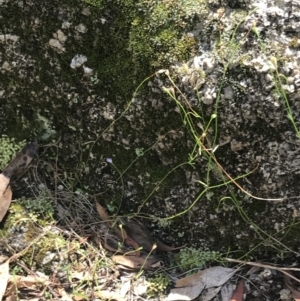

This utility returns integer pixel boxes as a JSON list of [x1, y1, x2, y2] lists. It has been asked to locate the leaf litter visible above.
[[166, 266, 237, 301], [1, 142, 300, 300]]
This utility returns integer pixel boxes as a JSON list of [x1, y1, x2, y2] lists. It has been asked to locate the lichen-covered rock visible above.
[[1, 0, 300, 263]]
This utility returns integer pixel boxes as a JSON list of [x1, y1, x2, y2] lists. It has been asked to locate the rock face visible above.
[[1, 0, 300, 257]]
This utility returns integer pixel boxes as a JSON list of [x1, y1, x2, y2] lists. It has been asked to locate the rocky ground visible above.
[[1, 0, 300, 300]]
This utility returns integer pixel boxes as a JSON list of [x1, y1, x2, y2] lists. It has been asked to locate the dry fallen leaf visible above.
[[0, 259, 10, 300], [4, 295, 18, 301], [167, 286, 200, 301], [5, 273, 51, 297], [0, 174, 10, 197], [112, 255, 159, 270], [230, 280, 244, 301], [120, 276, 131, 297], [176, 266, 236, 288], [95, 201, 110, 221], [0, 185, 12, 222], [96, 290, 126, 301], [58, 287, 73, 301], [120, 218, 183, 253], [167, 266, 236, 301], [201, 286, 222, 301], [124, 235, 141, 256], [71, 271, 92, 281], [221, 283, 235, 301], [284, 274, 300, 301]]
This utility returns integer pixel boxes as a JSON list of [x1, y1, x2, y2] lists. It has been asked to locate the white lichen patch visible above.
[[70, 54, 87, 69]]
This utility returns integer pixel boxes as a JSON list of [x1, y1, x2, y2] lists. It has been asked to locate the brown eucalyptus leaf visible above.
[[230, 280, 244, 301], [95, 202, 110, 221], [124, 235, 141, 256], [112, 255, 159, 271], [0, 185, 12, 222]]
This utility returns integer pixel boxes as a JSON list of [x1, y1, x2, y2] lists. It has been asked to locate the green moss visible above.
[[289, 37, 300, 48], [80, 0, 207, 95], [81, 0, 104, 8], [0, 201, 65, 272], [146, 274, 170, 298], [0, 136, 26, 170], [18, 195, 55, 224], [130, 0, 205, 68], [0, 203, 29, 235], [175, 247, 221, 271]]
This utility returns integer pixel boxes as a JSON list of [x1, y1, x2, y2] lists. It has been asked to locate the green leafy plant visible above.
[[0, 135, 25, 170], [18, 191, 55, 222], [175, 248, 221, 270], [253, 28, 300, 138], [135, 147, 144, 157]]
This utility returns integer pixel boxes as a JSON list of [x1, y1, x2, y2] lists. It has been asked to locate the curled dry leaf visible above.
[[95, 205, 182, 254], [120, 218, 154, 252], [120, 218, 183, 253], [95, 202, 138, 250], [284, 274, 300, 301], [101, 238, 123, 253]]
